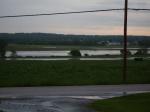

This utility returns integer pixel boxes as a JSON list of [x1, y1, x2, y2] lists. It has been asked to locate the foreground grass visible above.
[[89, 93, 150, 112], [0, 60, 150, 87]]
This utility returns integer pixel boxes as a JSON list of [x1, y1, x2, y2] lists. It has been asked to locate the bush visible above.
[[134, 57, 144, 61], [134, 49, 148, 55], [120, 49, 132, 55], [84, 53, 89, 57], [69, 49, 81, 57]]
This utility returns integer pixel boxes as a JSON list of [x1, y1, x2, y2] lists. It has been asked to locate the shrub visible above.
[[69, 49, 82, 57]]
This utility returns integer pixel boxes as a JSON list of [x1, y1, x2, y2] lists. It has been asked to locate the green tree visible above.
[[0, 40, 7, 58], [120, 49, 131, 55], [11, 50, 17, 58], [137, 40, 150, 55], [138, 40, 150, 48], [135, 49, 148, 55], [69, 49, 81, 57]]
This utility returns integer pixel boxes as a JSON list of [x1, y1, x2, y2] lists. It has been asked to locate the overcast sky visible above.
[[0, 0, 150, 35]]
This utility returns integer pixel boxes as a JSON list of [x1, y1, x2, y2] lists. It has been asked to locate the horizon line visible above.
[[0, 32, 150, 37]]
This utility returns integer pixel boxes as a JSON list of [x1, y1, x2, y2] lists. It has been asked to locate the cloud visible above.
[[0, 0, 149, 35]]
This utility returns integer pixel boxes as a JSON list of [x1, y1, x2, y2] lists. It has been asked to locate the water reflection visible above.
[[5, 57, 141, 61], [4, 50, 150, 61], [6, 50, 141, 57]]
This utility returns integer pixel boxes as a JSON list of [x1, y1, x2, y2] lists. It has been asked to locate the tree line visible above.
[[0, 33, 150, 45]]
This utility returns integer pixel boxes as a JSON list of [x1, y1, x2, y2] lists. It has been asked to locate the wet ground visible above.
[[0, 93, 125, 112], [0, 96, 98, 112], [0, 84, 150, 112]]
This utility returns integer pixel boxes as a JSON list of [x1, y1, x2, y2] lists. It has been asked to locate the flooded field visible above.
[[6, 50, 140, 57], [5, 49, 150, 61]]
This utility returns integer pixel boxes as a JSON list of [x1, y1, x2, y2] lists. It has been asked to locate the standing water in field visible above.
[[6, 49, 150, 57]]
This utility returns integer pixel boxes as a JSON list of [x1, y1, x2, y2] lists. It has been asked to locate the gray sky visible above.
[[0, 0, 150, 35]]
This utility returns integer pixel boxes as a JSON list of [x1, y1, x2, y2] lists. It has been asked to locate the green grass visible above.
[[0, 60, 150, 87], [89, 93, 150, 112]]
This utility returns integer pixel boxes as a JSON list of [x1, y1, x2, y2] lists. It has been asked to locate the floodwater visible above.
[[6, 50, 141, 57], [5, 49, 150, 61]]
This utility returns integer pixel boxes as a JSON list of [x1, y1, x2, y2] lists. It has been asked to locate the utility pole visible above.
[[123, 0, 128, 83]]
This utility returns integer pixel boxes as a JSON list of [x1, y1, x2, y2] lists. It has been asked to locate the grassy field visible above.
[[89, 93, 150, 112], [0, 60, 150, 87]]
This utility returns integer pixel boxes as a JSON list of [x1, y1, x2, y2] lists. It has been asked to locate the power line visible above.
[[0, 9, 123, 19], [129, 8, 150, 11], [0, 8, 150, 19]]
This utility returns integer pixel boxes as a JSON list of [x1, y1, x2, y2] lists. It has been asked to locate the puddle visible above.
[[0, 91, 147, 112], [0, 97, 95, 112]]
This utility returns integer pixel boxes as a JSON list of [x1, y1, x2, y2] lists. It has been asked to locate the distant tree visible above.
[[84, 53, 89, 57], [0, 40, 7, 58], [11, 50, 17, 57], [134, 57, 143, 61], [137, 40, 150, 55], [69, 49, 81, 57], [120, 49, 131, 55], [138, 40, 150, 48], [135, 49, 148, 55]]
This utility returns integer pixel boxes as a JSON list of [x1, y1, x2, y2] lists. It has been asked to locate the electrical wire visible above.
[[0, 8, 150, 19]]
